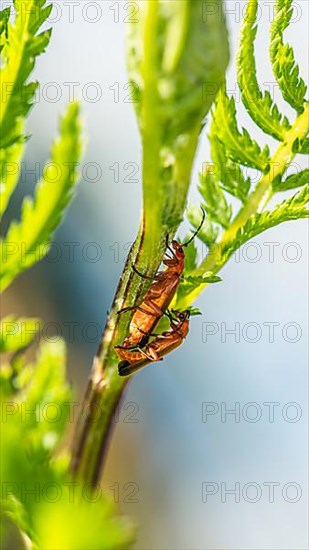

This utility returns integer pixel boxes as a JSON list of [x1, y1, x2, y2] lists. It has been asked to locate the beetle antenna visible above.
[[183, 207, 205, 246]]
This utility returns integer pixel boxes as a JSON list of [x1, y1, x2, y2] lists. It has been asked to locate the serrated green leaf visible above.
[[187, 203, 219, 246], [1, 335, 135, 550], [0, 102, 82, 291], [198, 164, 232, 228], [0, 338, 71, 483], [209, 120, 251, 203], [177, 272, 222, 302], [212, 86, 270, 172], [237, 0, 290, 141], [18, 340, 71, 458], [300, 138, 309, 154], [294, 136, 309, 155], [0, 316, 40, 353], [0, 7, 10, 53], [185, 274, 222, 285], [270, 0, 307, 113], [0, 125, 24, 218], [273, 169, 309, 192], [0, 0, 53, 149], [223, 185, 309, 259]]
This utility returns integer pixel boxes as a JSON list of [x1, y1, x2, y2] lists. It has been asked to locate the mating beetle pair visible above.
[[115, 209, 205, 376]]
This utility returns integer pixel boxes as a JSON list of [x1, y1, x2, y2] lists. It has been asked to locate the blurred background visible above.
[[2, 1, 308, 548]]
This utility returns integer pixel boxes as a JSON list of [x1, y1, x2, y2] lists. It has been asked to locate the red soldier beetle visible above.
[[116, 309, 190, 377], [117, 208, 205, 349]]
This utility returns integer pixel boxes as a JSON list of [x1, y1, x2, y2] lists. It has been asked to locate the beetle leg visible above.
[[135, 347, 155, 361], [115, 344, 138, 351], [165, 235, 177, 258], [135, 346, 160, 362], [165, 236, 178, 260], [145, 346, 160, 362], [117, 305, 137, 314]]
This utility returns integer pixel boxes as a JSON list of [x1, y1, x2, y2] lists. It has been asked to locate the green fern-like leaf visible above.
[[273, 168, 309, 192], [0, 6, 10, 53], [209, 120, 251, 203], [0, 0, 53, 149], [177, 273, 222, 302], [0, 316, 40, 353], [223, 185, 309, 259], [0, 127, 24, 218], [0, 1, 53, 217], [212, 86, 270, 172], [0, 102, 82, 291], [270, 0, 307, 113], [198, 165, 232, 228], [237, 0, 290, 140], [1, 337, 135, 549], [299, 138, 309, 154], [293, 137, 309, 155], [184, 273, 222, 285]]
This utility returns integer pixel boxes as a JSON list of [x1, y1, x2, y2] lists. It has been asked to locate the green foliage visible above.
[[0, 340, 135, 550], [185, 274, 222, 285], [0, 102, 82, 291], [222, 185, 309, 260], [184, 0, 308, 306], [208, 128, 251, 203], [0, 0, 52, 149], [0, 135, 24, 218], [177, 273, 222, 303], [0, 2, 135, 549], [237, 0, 290, 140], [270, 0, 307, 114], [273, 168, 309, 191], [0, 0, 53, 214], [299, 138, 309, 154], [211, 86, 271, 172], [198, 163, 232, 228], [0, 316, 40, 352], [0, 6, 11, 53]]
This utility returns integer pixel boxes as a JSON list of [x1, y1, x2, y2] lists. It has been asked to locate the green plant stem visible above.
[[179, 102, 309, 307], [70, 229, 163, 485]]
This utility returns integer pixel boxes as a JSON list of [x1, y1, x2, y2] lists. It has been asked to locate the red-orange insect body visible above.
[[120, 209, 205, 349], [121, 241, 185, 348], [116, 310, 190, 377]]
